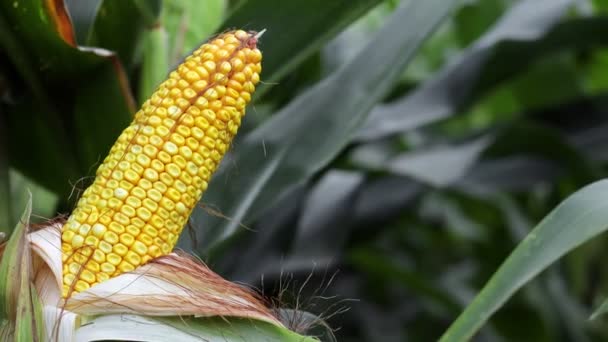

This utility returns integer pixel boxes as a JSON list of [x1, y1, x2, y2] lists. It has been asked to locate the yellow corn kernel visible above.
[[60, 29, 262, 297], [107, 253, 122, 266], [91, 223, 107, 238], [80, 270, 96, 284], [74, 280, 90, 292], [113, 243, 129, 256], [118, 261, 135, 273], [100, 262, 116, 274], [92, 250, 106, 263], [96, 272, 110, 283], [86, 260, 100, 273]]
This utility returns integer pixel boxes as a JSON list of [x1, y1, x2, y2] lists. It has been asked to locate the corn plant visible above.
[[3, 0, 608, 341]]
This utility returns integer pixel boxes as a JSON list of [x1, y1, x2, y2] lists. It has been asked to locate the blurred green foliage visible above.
[[3, 0, 608, 340]]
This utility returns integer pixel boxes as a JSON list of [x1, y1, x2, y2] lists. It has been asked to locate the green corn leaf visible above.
[[163, 0, 225, 66], [139, 25, 170, 104], [188, 0, 458, 255], [0, 193, 32, 320], [0, 193, 43, 341], [440, 180, 608, 341]]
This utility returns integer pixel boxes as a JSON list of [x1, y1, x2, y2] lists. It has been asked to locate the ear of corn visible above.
[[61, 30, 262, 298]]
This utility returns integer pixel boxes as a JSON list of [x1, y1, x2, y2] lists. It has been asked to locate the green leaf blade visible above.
[[354, 0, 582, 141], [0, 193, 32, 320], [0, 0, 136, 196], [163, 0, 225, 65], [441, 180, 608, 341], [188, 0, 459, 253], [0, 194, 43, 341], [139, 25, 170, 103]]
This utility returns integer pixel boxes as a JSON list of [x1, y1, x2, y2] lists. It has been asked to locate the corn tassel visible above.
[[60, 30, 262, 297]]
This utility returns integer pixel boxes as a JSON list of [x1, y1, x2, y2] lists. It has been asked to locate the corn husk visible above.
[[0, 206, 317, 342]]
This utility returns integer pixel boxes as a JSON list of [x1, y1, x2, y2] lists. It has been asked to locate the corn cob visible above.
[[60, 30, 262, 298]]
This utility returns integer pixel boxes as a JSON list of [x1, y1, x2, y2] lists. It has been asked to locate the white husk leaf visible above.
[[26, 223, 283, 340], [42, 306, 76, 342], [74, 314, 214, 342]]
